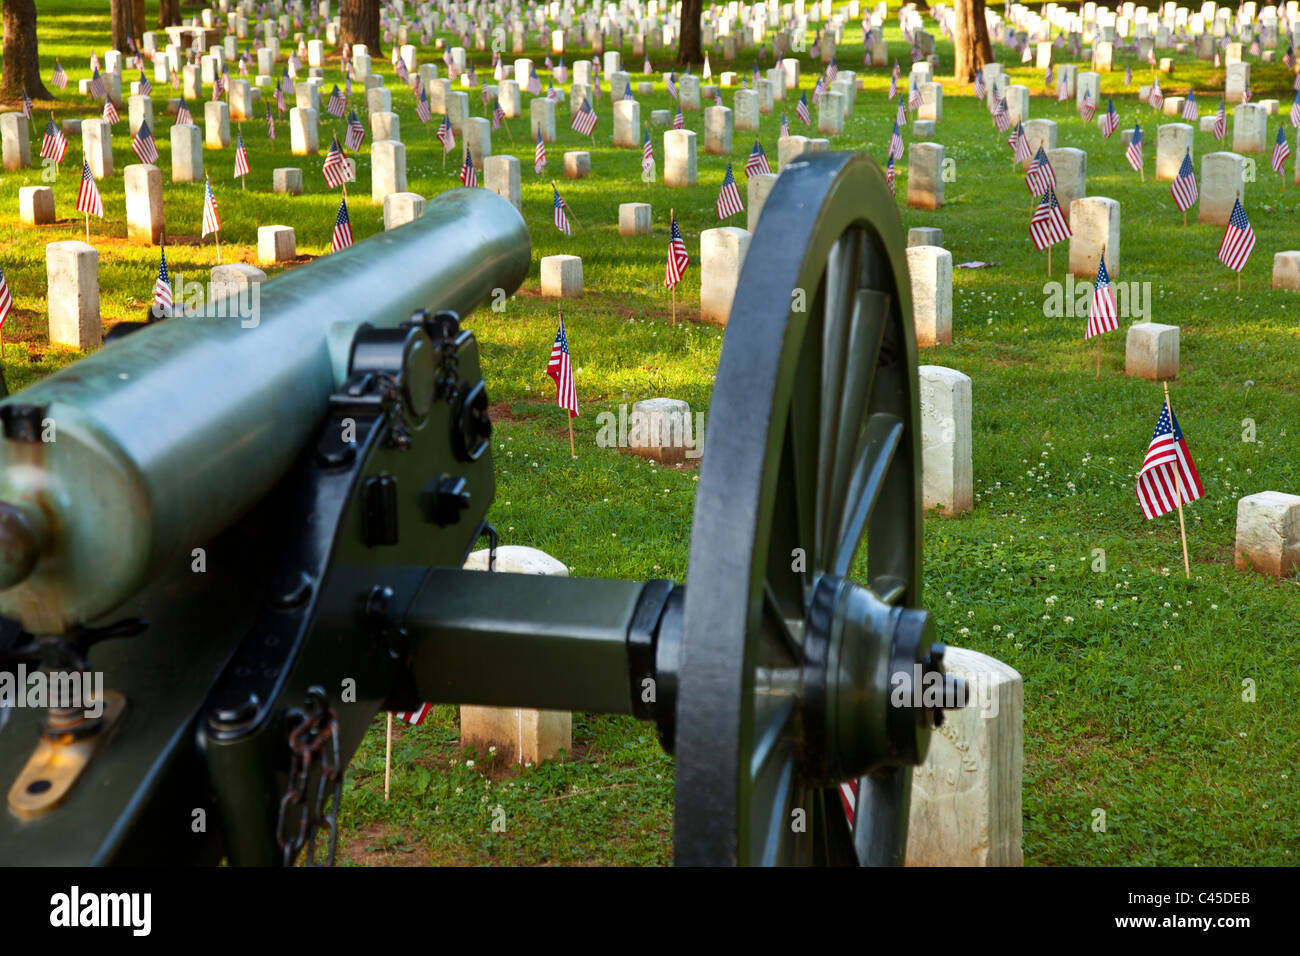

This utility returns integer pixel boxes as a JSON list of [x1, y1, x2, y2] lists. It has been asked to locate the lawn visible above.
[[1, 1, 1297, 866]]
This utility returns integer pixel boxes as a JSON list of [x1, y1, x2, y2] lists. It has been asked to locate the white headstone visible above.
[[256, 225, 297, 264], [383, 192, 427, 230], [484, 155, 522, 212], [45, 241, 101, 349], [1125, 323, 1180, 380], [908, 142, 945, 210], [371, 139, 406, 203], [664, 129, 697, 186], [1068, 196, 1121, 278], [1235, 492, 1300, 577], [124, 164, 164, 244], [540, 254, 584, 297], [907, 245, 953, 347], [700, 226, 751, 323], [918, 365, 972, 514], [618, 202, 653, 236]]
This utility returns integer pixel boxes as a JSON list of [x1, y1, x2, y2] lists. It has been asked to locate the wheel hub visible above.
[[800, 575, 964, 786]]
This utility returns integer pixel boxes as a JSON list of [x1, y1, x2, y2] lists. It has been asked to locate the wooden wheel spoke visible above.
[[822, 290, 890, 566], [749, 726, 797, 866], [831, 413, 904, 578], [815, 229, 862, 565]]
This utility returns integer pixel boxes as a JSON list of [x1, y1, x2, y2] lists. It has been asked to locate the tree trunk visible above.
[[110, 0, 135, 54], [157, 0, 182, 30], [677, 0, 702, 65], [341, 0, 382, 53], [131, 0, 146, 46], [1, 0, 51, 99], [953, 0, 994, 83]]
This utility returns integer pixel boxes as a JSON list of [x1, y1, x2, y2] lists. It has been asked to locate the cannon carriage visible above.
[[0, 152, 962, 866]]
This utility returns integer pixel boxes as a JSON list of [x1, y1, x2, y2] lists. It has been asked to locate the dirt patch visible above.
[[345, 823, 435, 866]]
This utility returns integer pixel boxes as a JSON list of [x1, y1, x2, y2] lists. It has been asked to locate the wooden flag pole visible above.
[[384, 712, 393, 800], [1047, 244, 1052, 277], [569, 416, 576, 457], [1163, 381, 1192, 579], [84, 211, 90, 243]]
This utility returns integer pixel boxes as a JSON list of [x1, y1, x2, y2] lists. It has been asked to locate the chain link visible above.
[[276, 688, 342, 867]]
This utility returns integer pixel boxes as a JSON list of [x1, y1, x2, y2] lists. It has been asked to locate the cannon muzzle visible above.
[[0, 188, 530, 634]]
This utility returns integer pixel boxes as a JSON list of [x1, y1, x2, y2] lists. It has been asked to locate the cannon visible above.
[[0, 153, 962, 866]]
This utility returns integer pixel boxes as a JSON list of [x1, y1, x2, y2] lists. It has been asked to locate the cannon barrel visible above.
[[0, 189, 530, 634]]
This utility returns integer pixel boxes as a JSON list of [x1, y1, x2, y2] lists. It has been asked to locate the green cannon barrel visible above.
[[0, 189, 530, 634]]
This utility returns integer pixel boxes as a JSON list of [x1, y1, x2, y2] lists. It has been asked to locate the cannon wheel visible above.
[[674, 152, 924, 865]]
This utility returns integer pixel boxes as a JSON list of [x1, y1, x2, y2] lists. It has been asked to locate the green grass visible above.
[[4, 2, 1298, 866]]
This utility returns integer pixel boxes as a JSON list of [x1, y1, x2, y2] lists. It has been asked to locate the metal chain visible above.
[[276, 688, 342, 867]]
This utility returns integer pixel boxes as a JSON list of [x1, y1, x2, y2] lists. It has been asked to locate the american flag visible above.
[[153, 244, 173, 311], [90, 51, 100, 73], [827, 57, 838, 85], [665, 213, 689, 288], [89, 68, 105, 100], [1011, 122, 1032, 165], [1057, 75, 1069, 102], [1272, 126, 1291, 177], [266, 105, 275, 140], [1080, 90, 1097, 124], [534, 129, 546, 173], [76, 158, 104, 217], [437, 114, 456, 154], [546, 316, 579, 417], [331, 196, 353, 252], [1178, 89, 1197, 121], [1292, 92, 1300, 130], [40, 117, 68, 163], [322, 135, 353, 187], [593, 76, 603, 101], [1135, 401, 1204, 521], [1044, 64, 1053, 89], [1124, 64, 1133, 87], [908, 81, 922, 112], [395, 703, 433, 726], [888, 120, 904, 161], [745, 139, 771, 178], [1126, 125, 1144, 173], [713, 90, 723, 107], [274, 78, 286, 113], [812, 75, 825, 105], [1149, 79, 1164, 111], [176, 98, 193, 126], [1102, 98, 1123, 140], [460, 147, 476, 186], [974, 69, 986, 100], [201, 173, 221, 236], [546, 80, 559, 104], [1286, 42, 1296, 70], [552, 184, 570, 235], [993, 96, 1010, 132], [394, 57, 410, 86], [779, 113, 789, 138], [673, 106, 684, 130], [1217, 197, 1255, 272], [888, 73, 898, 99], [51, 60, 68, 90], [796, 92, 811, 125], [1241, 81, 1251, 105], [19, 88, 32, 119], [233, 129, 250, 178], [1171, 150, 1198, 211], [527, 67, 541, 95], [1025, 146, 1055, 194], [716, 162, 743, 220], [642, 125, 654, 175], [326, 84, 346, 117], [1021, 40, 1033, 63], [213, 70, 226, 100], [572, 99, 597, 136], [138, 69, 152, 97], [0, 264, 12, 328], [132, 120, 159, 164], [1212, 100, 1226, 141], [666, 72, 678, 100], [345, 110, 366, 150], [170, 66, 180, 90], [623, 82, 634, 102], [416, 87, 432, 124], [1028, 188, 1070, 250], [103, 98, 120, 126], [1085, 253, 1118, 339], [886, 152, 896, 195], [492, 98, 505, 131]]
